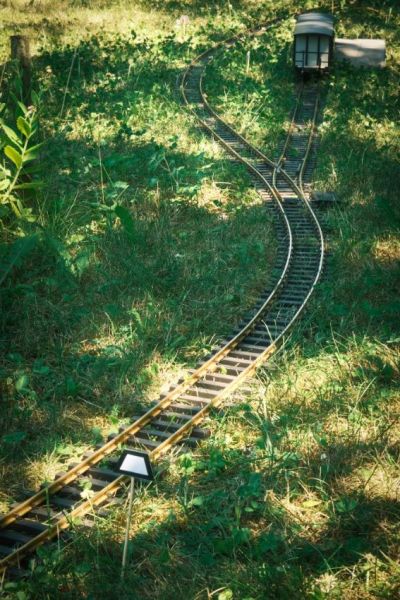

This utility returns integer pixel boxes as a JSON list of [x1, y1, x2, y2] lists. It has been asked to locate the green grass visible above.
[[0, 2, 277, 506], [205, 18, 295, 156], [1, 1, 400, 599]]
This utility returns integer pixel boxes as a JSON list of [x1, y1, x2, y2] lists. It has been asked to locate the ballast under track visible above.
[[0, 21, 324, 575]]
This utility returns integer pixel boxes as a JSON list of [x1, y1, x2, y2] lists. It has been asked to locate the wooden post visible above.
[[11, 35, 31, 104]]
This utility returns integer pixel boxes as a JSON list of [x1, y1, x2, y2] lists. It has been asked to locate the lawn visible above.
[[1, 1, 399, 598]]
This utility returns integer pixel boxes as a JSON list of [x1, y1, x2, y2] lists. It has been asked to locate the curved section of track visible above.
[[182, 29, 324, 350], [0, 20, 324, 575]]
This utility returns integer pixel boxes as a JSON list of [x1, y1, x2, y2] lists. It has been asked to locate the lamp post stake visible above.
[[116, 449, 154, 581], [121, 477, 135, 580]]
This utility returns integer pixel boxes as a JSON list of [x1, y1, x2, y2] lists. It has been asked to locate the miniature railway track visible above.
[[0, 20, 324, 575]]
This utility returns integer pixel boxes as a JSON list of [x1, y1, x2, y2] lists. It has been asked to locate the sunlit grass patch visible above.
[[372, 236, 400, 265]]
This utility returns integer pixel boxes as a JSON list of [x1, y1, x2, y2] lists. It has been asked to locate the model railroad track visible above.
[[0, 21, 324, 575]]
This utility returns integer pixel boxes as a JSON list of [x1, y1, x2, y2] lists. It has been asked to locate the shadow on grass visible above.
[[0, 31, 277, 496], [20, 427, 400, 599]]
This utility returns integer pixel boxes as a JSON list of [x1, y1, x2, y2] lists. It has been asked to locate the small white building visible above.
[[335, 38, 386, 68]]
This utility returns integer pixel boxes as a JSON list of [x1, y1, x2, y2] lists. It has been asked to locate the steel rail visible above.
[[182, 70, 294, 315], [298, 88, 320, 192], [272, 83, 304, 190], [192, 54, 324, 306], [0, 17, 325, 574], [189, 54, 324, 292]]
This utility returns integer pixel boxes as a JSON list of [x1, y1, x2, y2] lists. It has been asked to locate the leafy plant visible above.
[[0, 100, 42, 221], [0, 233, 39, 285]]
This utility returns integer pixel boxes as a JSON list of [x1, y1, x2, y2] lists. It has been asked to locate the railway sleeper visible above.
[[256, 314, 293, 326], [290, 256, 320, 265], [195, 378, 229, 392], [79, 476, 115, 492], [281, 288, 311, 298], [0, 544, 16, 556], [141, 418, 209, 439], [0, 530, 32, 546], [242, 336, 271, 346], [288, 261, 318, 269], [179, 391, 216, 409], [131, 434, 200, 450], [27, 506, 60, 520], [278, 294, 309, 304], [287, 273, 316, 282], [6, 519, 47, 535], [163, 406, 201, 418], [239, 342, 268, 353], [203, 371, 238, 383], [230, 349, 265, 360], [251, 326, 285, 336], [283, 278, 313, 288], [219, 356, 253, 367], [287, 264, 318, 275], [214, 364, 248, 377], [141, 425, 209, 442], [257, 312, 292, 323], [85, 467, 120, 482], [49, 496, 77, 509], [52, 484, 92, 499]]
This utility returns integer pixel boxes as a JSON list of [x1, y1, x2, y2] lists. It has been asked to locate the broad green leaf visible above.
[[91, 427, 103, 444], [188, 495, 204, 507], [115, 205, 135, 238], [0, 234, 39, 285], [31, 90, 40, 106], [46, 235, 73, 269], [15, 374, 29, 392], [218, 590, 233, 600], [113, 181, 129, 190], [14, 181, 43, 190], [4, 581, 18, 590], [7, 352, 23, 363], [0, 164, 12, 176], [74, 562, 92, 577], [17, 116, 31, 138], [66, 376, 78, 396], [0, 177, 10, 191], [22, 154, 37, 164], [20, 206, 37, 222], [2, 123, 22, 147], [6, 194, 23, 213], [24, 142, 43, 161], [33, 359, 50, 376], [232, 527, 251, 544], [4, 145, 22, 168], [73, 247, 92, 276], [335, 498, 358, 514], [2, 431, 27, 445], [17, 100, 28, 116]]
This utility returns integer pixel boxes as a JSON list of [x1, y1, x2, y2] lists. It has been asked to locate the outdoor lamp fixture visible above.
[[116, 449, 154, 579]]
